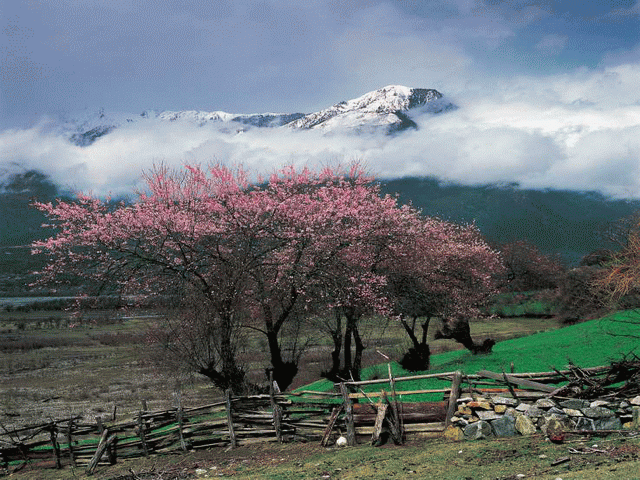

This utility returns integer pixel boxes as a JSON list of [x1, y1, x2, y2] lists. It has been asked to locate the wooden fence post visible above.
[[269, 372, 283, 443], [388, 363, 404, 445], [86, 429, 116, 475], [67, 418, 76, 467], [137, 405, 149, 457], [339, 383, 356, 446], [225, 389, 237, 448], [445, 371, 463, 427], [48, 423, 61, 469], [97, 416, 116, 464]]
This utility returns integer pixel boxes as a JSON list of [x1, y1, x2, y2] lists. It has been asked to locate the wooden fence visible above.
[[0, 365, 613, 475]]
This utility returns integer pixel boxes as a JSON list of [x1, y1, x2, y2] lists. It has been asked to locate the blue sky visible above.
[[3, 0, 639, 122], [3, 1, 640, 197]]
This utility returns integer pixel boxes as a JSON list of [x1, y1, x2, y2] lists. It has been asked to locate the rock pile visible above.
[[445, 394, 640, 441]]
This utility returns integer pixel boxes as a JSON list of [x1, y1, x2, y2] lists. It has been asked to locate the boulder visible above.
[[491, 415, 517, 437], [464, 421, 493, 440]]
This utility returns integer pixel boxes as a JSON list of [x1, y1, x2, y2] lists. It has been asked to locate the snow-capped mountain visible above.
[[65, 85, 454, 146], [287, 85, 453, 133]]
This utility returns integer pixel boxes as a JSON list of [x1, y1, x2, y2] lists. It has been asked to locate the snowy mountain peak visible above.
[[66, 85, 454, 145], [287, 85, 451, 132]]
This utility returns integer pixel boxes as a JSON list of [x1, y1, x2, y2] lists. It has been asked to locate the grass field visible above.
[[2, 306, 640, 478], [298, 309, 640, 402]]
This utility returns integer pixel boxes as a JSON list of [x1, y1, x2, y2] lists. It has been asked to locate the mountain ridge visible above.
[[60, 85, 453, 146]]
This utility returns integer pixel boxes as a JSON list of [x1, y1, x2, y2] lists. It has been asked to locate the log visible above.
[[340, 383, 356, 446], [446, 371, 463, 427], [320, 406, 343, 447], [370, 402, 388, 445], [477, 370, 558, 393], [225, 389, 237, 448], [85, 429, 116, 475]]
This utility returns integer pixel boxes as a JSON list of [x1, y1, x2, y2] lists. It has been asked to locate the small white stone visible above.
[[336, 436, 348, 447]]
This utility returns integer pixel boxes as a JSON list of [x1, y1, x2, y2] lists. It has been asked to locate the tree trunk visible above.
[[435, 318, 495, 354], [400, 316, 431, 372], [343, 309, 363, 381], [322, 309, 343, 380], [264, 328, 298, 391]]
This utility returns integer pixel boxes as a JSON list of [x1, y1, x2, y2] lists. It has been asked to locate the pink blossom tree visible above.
[[32, 163, 413, 391], [383, 218, 504, 370]]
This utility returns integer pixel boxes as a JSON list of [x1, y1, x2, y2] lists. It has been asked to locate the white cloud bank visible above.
[[3, 63, 640, 199]]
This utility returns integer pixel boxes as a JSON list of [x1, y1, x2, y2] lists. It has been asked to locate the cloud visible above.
[[535, 34, 568, 55], [3, 61, 640, 199]]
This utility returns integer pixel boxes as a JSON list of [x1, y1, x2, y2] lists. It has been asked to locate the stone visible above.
[[477, 410, 502, 421], [582, 407, 614, 418], [562, 408, 583, 417], [515, 404, 530, 412], [560, 399, 590, 410], [468, 401, 492, 410], [457, 406, 472, 416], [494, 405, 507, 414], [464, 420, 493, 440], [629, 395, 640, 406], [525, 406, 545, 418], [544, 417, 565, 442], [548, 407, 567, 416], [595, 416, 622, 431], [491, 415, 517, 437], [515, 414, 537, 435], [535, 399, 556, 409], [468, 416, 479, 423], [575, 417, 596, 431], [457, 396, 473, 404], [444, 425, 465, 441], [632, 406, 640, 429], [492, 396, 519, 406], [590, 400, 610, 408]]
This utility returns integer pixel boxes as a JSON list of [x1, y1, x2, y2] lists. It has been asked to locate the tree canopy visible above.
[[33, 163, 504, 391]]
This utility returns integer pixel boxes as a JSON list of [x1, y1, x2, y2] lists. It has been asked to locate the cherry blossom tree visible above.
[[32, 163, 412, 391], [384, 218, 504, 369]]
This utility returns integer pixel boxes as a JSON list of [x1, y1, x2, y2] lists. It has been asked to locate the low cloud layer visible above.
[[3, 63, 640, 199]]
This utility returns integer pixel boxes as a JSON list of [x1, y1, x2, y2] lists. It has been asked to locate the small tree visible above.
[[384, 217, 504, 369], [499, 240, 565, 291]]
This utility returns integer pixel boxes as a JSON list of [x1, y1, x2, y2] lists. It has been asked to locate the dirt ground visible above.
[[4, 433, 640, 480]]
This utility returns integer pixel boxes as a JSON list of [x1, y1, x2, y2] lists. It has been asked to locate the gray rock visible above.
[[582, 407, 614, 418], [492, 396, 519, 406], [590, 400, 610, 408], [464, 420, 493, 440], [629, 395, 640, 406], [477, 410, 502, 421], [549, 407, 567, 416], [525, 406, 545, 418], [560, 399, 590, 410], [535, 398, 557, 409], [491, 415, 517, 437], [515, 403, 530, 412], [575, 417, 596, 431], [562, 408, 583, 417], [595, 416, 622, 431]]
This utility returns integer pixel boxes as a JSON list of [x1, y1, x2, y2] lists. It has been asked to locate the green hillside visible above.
[[298, 309, 640, 401]]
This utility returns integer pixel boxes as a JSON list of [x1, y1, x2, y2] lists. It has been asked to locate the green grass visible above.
[[296, 309, 640, 402]]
